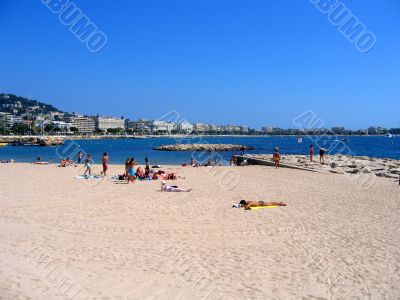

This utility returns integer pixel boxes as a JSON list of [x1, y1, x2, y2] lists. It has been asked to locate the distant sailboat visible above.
[[297, 134, 302, 144]]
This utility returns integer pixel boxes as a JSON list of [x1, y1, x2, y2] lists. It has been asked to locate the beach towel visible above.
[[75, 175, 101, 180], [247, 205, 279, 210]]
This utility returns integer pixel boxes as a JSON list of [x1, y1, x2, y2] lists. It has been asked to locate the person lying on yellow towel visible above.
[[239, 200, 287, 210]]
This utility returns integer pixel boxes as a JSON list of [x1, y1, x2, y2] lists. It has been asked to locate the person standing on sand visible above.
[[83, 153, 92, 176], [77, 151, 83, 164], [273, 148, 280, 169], [101, 152, 109, 176], [127, 158, 136, 183], [310, 144, 314, 162], [319, 147, 326, 164]]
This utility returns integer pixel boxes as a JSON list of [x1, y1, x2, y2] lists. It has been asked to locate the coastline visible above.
[[0, 133, 396, 142]]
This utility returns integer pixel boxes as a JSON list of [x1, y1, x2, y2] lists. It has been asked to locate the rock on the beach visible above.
[[249, 153, 399, 181], [154, 144, 254, 152]]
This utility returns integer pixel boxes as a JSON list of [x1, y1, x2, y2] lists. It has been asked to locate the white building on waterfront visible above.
[[94, 116, 125, 131], [177, 122, 193, 133], [70, 116, 95, 134]]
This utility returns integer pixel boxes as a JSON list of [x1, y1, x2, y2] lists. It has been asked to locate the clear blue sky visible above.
[[1, 0, 399, 129]]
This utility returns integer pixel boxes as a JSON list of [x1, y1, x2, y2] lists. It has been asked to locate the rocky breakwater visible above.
[[154, 144, 254, 151], [251, 154, 400, 180], [0, 136, 64, 146]]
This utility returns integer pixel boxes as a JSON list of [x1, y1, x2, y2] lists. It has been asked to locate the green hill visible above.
[[0, 93, 65, 115]]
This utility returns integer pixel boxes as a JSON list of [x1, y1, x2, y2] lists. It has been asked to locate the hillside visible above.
[[0, 93, 65, 115]]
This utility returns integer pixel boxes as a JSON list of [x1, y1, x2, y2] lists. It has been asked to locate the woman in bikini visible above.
[[239, 200, 286, 210], [310, 144, 314, 162], [83, 154, 92, 176], [273, 149, 280, 169], [101, 152, 109, 176]]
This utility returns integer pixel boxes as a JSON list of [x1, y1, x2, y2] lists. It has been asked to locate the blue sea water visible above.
[[0, 136, 399, 165]]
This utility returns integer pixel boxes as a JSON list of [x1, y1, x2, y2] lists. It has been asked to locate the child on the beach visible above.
[[273, 148, 280, 169], [101, 152, 109, 176]]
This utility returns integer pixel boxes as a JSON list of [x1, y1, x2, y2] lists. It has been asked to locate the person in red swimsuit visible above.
[[101, 152, 109, 176]]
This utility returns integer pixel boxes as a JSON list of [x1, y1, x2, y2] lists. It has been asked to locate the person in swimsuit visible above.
[[273, 149, 280, 169], [77, 151, 83, 164], [83, 154, 92, 176], [124, 158, 131, 176], [127, 158, 136, 183], [160, 172, 178, 180], [101, 152, 109, 176], [238, 200, 287, 210], [319, 147, 326, 164], [161, 181, 191, 192], [135, 167, 146, 180], [310, 144, 314, 162]]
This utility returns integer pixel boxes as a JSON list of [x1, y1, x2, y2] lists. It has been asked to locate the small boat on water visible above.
[[0, 142, 8, 147], [386, 133, 393, 138]]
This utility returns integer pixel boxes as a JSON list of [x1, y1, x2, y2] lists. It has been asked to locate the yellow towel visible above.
[[249, 205, 279, 210]]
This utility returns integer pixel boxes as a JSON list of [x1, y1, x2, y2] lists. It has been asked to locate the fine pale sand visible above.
[[0, 163, 399, 299]]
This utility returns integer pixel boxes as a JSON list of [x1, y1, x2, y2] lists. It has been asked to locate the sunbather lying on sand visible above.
[[161, 181, 191, 192], [60, 158, 74, 167], [237, 200, 287, 210]]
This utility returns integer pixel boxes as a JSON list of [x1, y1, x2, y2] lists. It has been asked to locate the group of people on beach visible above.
[[309, 144, 326, 164], [61, 152, 192, 191], [59, 151, 108, 178], [271, 145, 327, 169], [121, 157, 179, 183]]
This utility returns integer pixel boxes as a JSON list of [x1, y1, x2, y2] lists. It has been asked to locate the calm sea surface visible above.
[[0, 136, 399, 165]]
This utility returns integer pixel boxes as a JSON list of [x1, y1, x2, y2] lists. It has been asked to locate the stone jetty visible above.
[[154, 144, 254, 151], [237, 154, 400, 180], [0, 136, 64, 146]]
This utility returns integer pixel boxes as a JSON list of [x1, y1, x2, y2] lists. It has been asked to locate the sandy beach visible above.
[[0, 163, 399, 299]]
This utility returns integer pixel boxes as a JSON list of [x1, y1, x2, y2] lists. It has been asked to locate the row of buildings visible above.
[[69, 117, 251, 134], [2, 94, 398, 135], [1, 111, 397, 136], [1, 112, 251, 135], [126, 120, 250, 134]]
